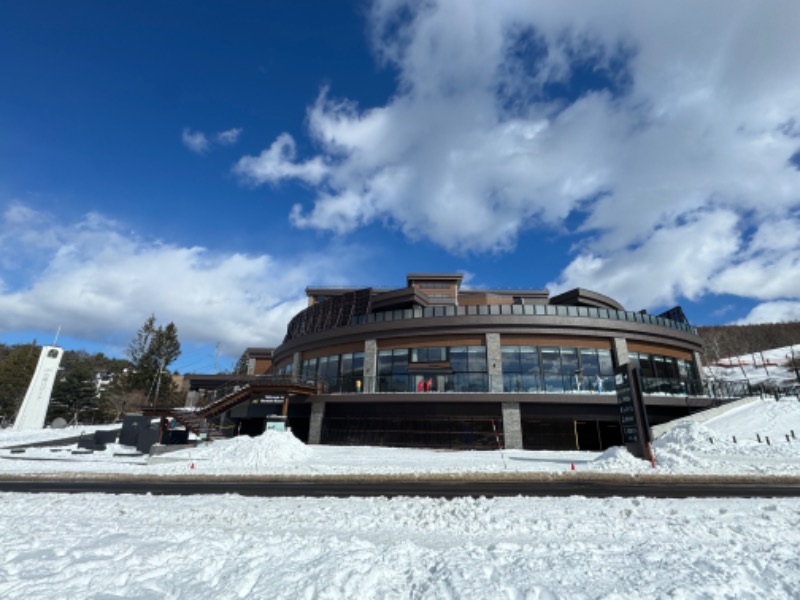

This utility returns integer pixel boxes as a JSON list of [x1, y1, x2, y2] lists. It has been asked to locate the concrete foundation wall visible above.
[[308, 402, 326, 445]]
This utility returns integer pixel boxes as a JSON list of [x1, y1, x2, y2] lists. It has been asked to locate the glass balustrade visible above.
[[310, 373, 702, 396]]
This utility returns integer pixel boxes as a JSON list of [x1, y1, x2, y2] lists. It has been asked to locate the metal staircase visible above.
[[142, 376, 318, 442]]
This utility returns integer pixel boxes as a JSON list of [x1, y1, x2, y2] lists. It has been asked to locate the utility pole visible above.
[[152, 357, 166, 408]]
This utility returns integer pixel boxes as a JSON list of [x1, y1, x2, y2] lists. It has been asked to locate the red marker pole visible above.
[[491, 419, 503, 450], [491, 419, 507, 469]]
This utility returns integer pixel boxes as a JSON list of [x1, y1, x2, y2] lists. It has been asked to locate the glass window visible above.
[[432, 347, 447, 362], [377, 350, 394, 375], [446, 346, 488, 391], [450, 347, 468, 372], [327, 355, 340, 379], [560, 348, 579, 373], [468, 346, 487, 372], [502, 346, 541, 392], [597, 349, 614, 375], [305, 358, 319, 379], [638, 353, 655, 378], [392, 349, 408, 373], [653, 355, 678, 379], [341, 353, 353, 375], [501, 347, 520, 373], [540, 347, 560, 373], [520, 347, 539, 374], [411, 347, 447, 363], [677, 359, 689, 379], [580, 349, 600, 376]]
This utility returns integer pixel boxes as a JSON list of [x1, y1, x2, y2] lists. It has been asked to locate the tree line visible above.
[[698, 321, 800, 365], [0, 315, 182, 426]]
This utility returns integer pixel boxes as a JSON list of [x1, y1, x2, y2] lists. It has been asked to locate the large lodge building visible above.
[[188, 273, 707, 451]]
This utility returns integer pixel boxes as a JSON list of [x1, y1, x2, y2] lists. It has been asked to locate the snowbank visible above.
[[1, 492, 799, 599]]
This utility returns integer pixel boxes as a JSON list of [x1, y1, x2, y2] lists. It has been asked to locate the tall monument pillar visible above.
[[13, 346, 64, 430]]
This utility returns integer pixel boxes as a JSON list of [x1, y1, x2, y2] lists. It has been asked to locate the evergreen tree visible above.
[[126, 315, 182, 407], [49, 359, 98, 424], [232, 350, 249, 375], [0, 341, 40, 424]]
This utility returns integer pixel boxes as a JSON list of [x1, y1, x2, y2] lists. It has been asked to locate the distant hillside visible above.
[[697, 321, 800, 364]]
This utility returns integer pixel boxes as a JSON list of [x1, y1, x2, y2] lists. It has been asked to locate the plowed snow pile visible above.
[[589, 400, 800, 474], [166, 430, 312, 468]]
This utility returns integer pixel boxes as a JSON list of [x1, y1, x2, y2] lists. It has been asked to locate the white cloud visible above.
[[181, 128, 211, 154], [548, 209, 742, 309], [216, 127, 243, 146], [0, 203, 358, 356], [235, 0, 800, 310], [183, 127, 243, 154], [737, 301, 800, 325], [234, 133, 328, 186]]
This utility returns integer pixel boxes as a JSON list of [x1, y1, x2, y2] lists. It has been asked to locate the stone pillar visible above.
[[308, 402, 326, 445], [613, 337, 629, 367], [692, 350, 704, 379], [485, 333, 503, 392], [363, 339, 378, 393], [692, 350, 706, 395], [291, 352, 302, 381], [501, 402, 523, 449]]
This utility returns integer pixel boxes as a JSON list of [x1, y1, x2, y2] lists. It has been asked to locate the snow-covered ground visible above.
[[2, 380, 799, 597], [706, 344, 800, 390], [2, 492, 798, 599]]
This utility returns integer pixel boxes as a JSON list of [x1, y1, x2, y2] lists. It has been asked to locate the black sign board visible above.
[[614, 364, 652, 460]]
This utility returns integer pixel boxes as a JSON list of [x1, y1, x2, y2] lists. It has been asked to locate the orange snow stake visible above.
[[190, 462, 195, 470]]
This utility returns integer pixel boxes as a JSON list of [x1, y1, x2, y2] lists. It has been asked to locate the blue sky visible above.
[[2, 0, 800, 374]]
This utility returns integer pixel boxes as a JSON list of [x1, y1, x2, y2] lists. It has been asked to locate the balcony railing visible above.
[[350, 303, 697, 334], [310, 374, 704, 396]]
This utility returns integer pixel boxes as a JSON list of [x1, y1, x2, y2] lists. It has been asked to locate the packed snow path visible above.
[[1, 493, 799, 599]]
